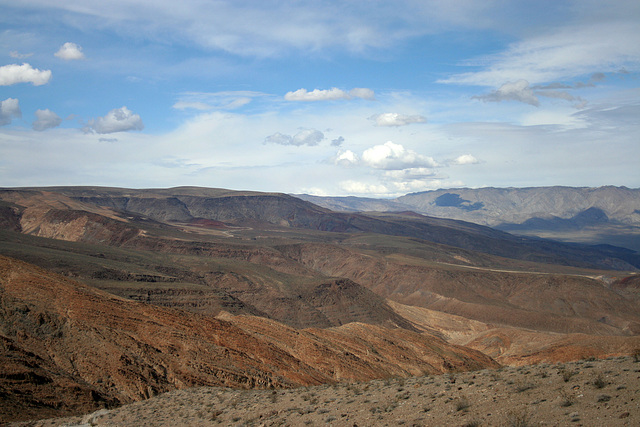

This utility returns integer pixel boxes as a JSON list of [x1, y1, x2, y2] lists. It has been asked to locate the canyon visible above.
[[0, 186, 639, 423]]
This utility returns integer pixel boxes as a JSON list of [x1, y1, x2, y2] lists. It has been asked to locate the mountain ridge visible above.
[[296, 185, 640, 252]]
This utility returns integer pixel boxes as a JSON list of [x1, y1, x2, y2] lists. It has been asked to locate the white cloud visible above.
[[334, 149, 359, 166], [265, 128, 325, 146], [348, 88, 376, 100], [0, 63, 52, 86], [54, 42, 85, 60], [284, 87, 375, 101], [442, 21, 640, 87], [0, 98, 22, 126], [383, 167, 436, 179], [32, 109, 63, 131], [361, 141, 438, 170], [6, 1, 503, 58], [369, 113, 427, 127], [173, 91, 263, 111], [474, 80, 539, 106], [339, 180, 389, 195], [172, 101, 213, 111], [452, 154, 479, 165], [84, 106, 144, 134], [10, 51, 33, 59]]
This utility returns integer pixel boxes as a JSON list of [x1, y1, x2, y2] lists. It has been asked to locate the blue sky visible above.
[[1, 0, 639, 196]]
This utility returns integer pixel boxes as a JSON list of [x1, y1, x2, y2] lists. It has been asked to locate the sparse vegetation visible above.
[[558, 367, 577, 382], [559, 389, 574, 407], [505, 408, 531, 427], [592, 372, 607, 389], [455, 396, 470, 411], [20, 356, 640, 426], [514, 380, 536, 393]]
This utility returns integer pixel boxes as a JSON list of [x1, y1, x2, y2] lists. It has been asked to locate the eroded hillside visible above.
[[1, 186, 639, 423]]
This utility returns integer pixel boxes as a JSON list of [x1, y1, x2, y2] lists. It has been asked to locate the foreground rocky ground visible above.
[[17, 356, 640, 427]]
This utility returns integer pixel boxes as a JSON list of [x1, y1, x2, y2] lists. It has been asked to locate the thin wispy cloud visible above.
[[441, 22, 640, 86], [285, 88, 375, 102], [369, 113, 427, 127], [265, 129, 325, 146]]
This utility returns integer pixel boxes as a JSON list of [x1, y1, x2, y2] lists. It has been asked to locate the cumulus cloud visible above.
[[369, 113, 427, 127], [0, 98, 22, 126], [32, 109, 63, 131], [361, 141, 438, 170], [0, 63, 52, 86], [474, 79, 539, 106], [284, 87, 375, 101], [334, 149, 359, 166], [54, 42, 85, 60], [451, 154, 479, 165], [84, 106, 144, 134], [265, 128, 325, 146]]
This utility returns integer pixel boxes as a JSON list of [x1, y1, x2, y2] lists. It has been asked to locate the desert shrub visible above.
[[558, 367, 577, 382], [633, 348, 640, 363], [559, 390, 574, 407], [592, 372, 607, 389], [514, 381, 535, 393], [455, 396, 471, 411], [505, 409, 531, 427]]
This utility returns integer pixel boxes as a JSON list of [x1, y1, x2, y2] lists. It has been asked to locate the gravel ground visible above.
[[16, 356, 640, 427]]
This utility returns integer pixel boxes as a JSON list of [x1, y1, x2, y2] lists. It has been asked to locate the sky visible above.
[[0, 0, 639, 197]]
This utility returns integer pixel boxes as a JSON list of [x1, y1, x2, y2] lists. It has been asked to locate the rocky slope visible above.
[[2, 185, 640, 423], [0, 255, 497, 423], [23, 356, 640, 427], [280, 243, 640, 336]]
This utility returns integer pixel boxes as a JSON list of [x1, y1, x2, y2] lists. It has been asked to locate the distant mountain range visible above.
[[296, 186, 640, 252]]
